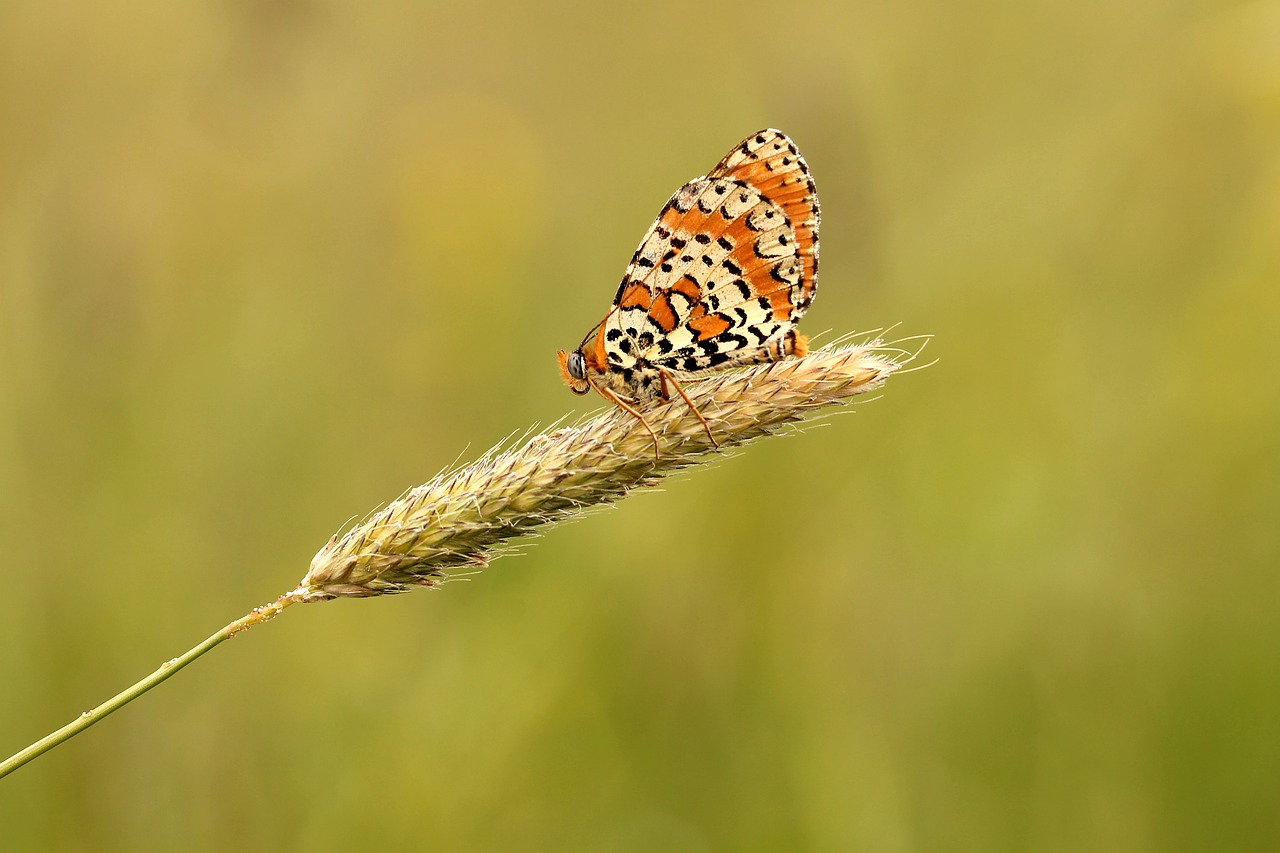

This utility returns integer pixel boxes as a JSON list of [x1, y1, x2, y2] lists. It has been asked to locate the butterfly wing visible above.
[[603, 128, 820, 378]]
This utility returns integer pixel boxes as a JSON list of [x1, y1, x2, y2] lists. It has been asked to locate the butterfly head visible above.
[[557, 349, 592, 395], [559, 321, 611, 395]]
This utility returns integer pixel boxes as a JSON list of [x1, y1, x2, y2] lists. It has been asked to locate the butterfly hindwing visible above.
[[710, 128, 820, 312], [602, 129, 819, 381]]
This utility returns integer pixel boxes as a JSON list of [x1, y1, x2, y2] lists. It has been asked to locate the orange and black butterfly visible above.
[[558, 129, 820, 453]]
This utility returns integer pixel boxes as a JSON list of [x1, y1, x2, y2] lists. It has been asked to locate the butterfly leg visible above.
[[594, 383, 662, 460], [658, 368, 719, 449]]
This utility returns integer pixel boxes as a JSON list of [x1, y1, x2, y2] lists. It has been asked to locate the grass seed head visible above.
[[299, 342, 906, 601]]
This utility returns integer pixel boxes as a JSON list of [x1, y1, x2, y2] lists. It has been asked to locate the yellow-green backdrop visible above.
[[2, 1, 1278, 849]]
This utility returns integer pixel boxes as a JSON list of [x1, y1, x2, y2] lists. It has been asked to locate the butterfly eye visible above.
[[567, 351, 587, 381]]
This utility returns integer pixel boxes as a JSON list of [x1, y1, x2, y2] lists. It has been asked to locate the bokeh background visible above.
[[2, 0, 1278, 849]]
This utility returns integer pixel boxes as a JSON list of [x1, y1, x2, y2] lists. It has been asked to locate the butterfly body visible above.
[[558, 129, 820, 449]]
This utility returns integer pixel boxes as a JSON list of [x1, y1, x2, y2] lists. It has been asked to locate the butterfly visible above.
[[557, 128, 820, 456]]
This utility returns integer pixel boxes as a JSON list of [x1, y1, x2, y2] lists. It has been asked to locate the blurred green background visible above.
[[2, 0, 1278, 849]]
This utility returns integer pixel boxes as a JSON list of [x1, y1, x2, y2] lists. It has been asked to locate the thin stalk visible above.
[[0, 590, 303, 779]]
